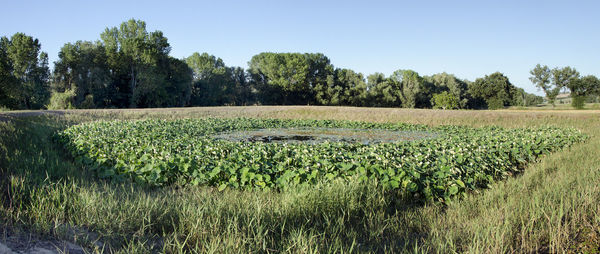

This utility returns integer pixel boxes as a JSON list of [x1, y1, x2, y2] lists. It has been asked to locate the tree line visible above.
[[530, 64, 600, 109], [2, 19, 598, 111]]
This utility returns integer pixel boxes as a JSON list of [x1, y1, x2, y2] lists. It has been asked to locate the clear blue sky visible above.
[[2, 0, 599, 95]]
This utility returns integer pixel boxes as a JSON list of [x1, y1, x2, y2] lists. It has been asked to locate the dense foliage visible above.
[[6, 19, 600, 110], [52, 20, 192, 108], [56, 118, 586, 202], [468, 72, 520, 109], [185, 52, 250, 106], [0, 33, 50, 109], [1, 19, 558, 110], [529, 64, 599, 108], [431, 91, 460, 110]]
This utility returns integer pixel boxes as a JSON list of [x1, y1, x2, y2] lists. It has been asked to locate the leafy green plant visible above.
[[572, 95, 585, 109], [47, 89, 75, 110], [431, 91, 459, 110], [55, 118, 586, 202]]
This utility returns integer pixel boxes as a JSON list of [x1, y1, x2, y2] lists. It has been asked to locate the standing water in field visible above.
[[56, 118, 586, 201], [213, 128, 438, 144]]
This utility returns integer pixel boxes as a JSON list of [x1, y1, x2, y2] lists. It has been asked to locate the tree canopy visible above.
[[425, 73, 469, 108], [468, 72, 516, 109], [0, 33, 50, 109], [528, 64, 598, 108], [7, 20, 589, 111], [185, 52, 250, 106], [248, 52, 334, 105], [48, 19, 193, 109]]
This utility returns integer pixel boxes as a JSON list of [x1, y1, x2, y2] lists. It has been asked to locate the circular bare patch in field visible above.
[[214, 128, 437, 144]]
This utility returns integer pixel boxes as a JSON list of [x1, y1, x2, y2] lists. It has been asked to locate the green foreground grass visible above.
[[1, 106, 599, 253]]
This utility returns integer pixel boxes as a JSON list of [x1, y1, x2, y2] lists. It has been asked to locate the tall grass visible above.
[[1, 106, 599, 253]]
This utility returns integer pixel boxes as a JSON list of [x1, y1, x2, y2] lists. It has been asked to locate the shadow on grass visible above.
[[0, 115, 179, 252], [0, 115, 436, 253]]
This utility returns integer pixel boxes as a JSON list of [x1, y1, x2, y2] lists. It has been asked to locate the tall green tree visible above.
[[248, 52, 334, 105], [53, 41, 112, 108], [185, 52, 232, 106], [314, 68, 368, 106], [314, 74, 342, 105], [552, 66, 579, 91], [529, 64, 557, 106], [511, 87, 526, 107], [100, 19, 172, 107], [0, 33, 50, 109], [230, 66, 253, 105], [567, 75, 599, 109], [0, 37, 16, 107], [425, 73, 469, 108], [51, 20, 191, 109], [248, 52, 309, 104], [164, 57, 193, 107], [185, 52, 251, 106], [335, 68, 368, 106], [366, 72, 401, 107], [581, 75, 600, 101], [469, 72, 516, 109], [390, 70, 428, 108], [306, 53, 335, 105], [551, 66, 579, 108]]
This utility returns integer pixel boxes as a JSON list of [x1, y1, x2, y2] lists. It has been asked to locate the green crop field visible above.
[[57, 118, 585, 201], [1, 106, 600, 253]]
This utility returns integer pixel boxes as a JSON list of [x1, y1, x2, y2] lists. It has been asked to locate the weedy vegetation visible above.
[[57, 118, 585, 202], [1, 106, 599, 253]]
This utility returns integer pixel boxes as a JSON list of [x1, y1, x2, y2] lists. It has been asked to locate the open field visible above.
[[507, 102, 600, 111], [1, 106, 600, 253]]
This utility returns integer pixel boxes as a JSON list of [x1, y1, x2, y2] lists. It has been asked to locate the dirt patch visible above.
[[569, 226, 600, 254], [1, 232, 86, 254], [0, 224, 105, 254], [214, 128, 438, 144]]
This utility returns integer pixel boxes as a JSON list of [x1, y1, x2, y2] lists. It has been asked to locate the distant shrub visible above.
[[486, 97, 504, 110], [571, 96, 585, 109], [80, 94, 96, 109], [431, 91, 459, 110], [47, 90, 75, 109]]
